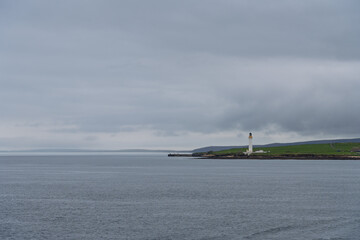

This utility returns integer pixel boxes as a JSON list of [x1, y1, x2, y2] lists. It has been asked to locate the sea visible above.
[[1, 153, 359, 240]]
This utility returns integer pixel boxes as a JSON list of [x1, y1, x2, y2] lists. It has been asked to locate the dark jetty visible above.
[[168, 153, 193, 157]]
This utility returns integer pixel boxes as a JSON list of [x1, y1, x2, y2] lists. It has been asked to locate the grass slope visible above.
[[213, 143, 360, 156]]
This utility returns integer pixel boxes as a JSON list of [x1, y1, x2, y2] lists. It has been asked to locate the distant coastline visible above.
[[169, 138, 360, 160], [168, 153, 360, 160], [192, 137, 360, 153]]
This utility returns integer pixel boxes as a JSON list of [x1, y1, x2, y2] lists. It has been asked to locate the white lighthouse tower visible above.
[[248, 132, 253, 153]]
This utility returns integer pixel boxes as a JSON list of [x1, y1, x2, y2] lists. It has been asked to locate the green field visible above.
[[213, 143, 360, 156]]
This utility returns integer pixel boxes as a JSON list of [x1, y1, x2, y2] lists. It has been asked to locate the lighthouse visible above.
[[248, 133, 253, 153]]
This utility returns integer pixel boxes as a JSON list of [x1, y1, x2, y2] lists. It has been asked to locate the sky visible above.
[[1, 0, 359, 150]]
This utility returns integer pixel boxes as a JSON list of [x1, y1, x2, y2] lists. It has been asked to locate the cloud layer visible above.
[[1, 0, 359, 149]]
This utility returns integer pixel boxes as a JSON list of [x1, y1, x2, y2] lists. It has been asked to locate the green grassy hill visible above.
[[213, 143, 360, 156]]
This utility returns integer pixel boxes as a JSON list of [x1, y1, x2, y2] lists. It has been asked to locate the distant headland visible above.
[[169, 137, 360, 160]]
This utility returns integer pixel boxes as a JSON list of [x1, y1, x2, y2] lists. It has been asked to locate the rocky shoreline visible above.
[[168, 153, 360, 160]]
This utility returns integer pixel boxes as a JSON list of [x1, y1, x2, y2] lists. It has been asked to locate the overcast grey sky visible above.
[[1, 0, 359, 150]]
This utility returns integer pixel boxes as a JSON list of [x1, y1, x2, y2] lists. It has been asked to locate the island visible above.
[[169, 142, 360, 160]]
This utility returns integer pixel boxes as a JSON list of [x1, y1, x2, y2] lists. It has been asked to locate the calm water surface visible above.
[[1, 154, 360, 240]]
